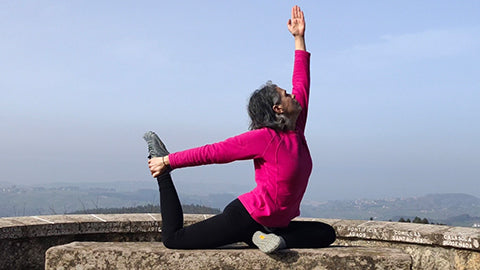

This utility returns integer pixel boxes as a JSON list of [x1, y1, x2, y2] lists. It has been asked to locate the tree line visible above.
[[397, 216, 445, 225], [69, 203, 221, 215], [369, 216, 445, 225], [398, 216, 429, 224]]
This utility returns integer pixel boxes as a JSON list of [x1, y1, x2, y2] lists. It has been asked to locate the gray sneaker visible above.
[[252, 231, 285, 253], [143, 131, 170, 159]]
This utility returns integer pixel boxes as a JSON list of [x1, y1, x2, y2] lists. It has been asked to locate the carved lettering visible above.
[[389, 230, 431, 244], [391, 235, 430, 244], [347, 232, 367, 238], [393, 230, 421, 238], [345, 226, 378, 236], [442, 240, 473, 249], [443, 234, 480, 249]]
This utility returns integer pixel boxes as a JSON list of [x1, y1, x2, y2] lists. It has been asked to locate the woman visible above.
[[145, 5, 336, 253]]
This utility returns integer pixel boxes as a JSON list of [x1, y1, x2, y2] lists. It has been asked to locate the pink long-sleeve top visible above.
[[169, 50, 312, 227]]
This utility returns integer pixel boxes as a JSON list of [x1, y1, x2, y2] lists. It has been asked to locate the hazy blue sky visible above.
[[1, 1, 479, 200]]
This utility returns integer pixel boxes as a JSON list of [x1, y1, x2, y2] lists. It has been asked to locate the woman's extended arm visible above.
[[148, 129, 272, 177], [289, 6, 310, 133], [287, 5, 306, 51]]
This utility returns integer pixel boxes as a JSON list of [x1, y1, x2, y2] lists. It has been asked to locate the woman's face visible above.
[[274, 87, 302, 116]]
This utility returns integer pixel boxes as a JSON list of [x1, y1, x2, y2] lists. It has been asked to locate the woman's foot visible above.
[[144, 131, 172, 177], [252, 231, 286, 253], [143, 131, 169, 159]]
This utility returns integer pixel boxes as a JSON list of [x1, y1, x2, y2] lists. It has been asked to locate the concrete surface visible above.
[[45, 241, 412, 270]]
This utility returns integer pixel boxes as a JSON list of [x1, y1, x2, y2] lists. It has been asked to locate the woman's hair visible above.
[[248, 81, 291, 131]]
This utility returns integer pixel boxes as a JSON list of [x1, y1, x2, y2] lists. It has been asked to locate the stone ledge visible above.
[[2, 214, 479, 252], [331, 219, 480, 250], [0, 214, 163, 239], [45, 242, 412, 270], [3, 214, 480, 269]]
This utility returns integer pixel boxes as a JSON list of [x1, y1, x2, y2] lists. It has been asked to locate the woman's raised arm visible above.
[[287, 5, 306, 51]]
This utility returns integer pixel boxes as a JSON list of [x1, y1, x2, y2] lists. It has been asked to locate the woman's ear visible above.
[[273, 104, 284, 114]]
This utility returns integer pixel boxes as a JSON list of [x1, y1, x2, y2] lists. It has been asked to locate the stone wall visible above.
[[1, 214, 479, 269]]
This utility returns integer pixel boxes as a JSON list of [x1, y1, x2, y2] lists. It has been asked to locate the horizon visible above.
[[2, 180, 480, 228], [1, 179, 479, 203], [1, 1, 479, 201]]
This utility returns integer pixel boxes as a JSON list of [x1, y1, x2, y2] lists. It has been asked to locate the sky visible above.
[[1, 1, 479, 201]]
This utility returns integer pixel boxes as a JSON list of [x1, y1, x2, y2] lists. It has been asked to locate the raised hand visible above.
[[287, 5, 305, 37]]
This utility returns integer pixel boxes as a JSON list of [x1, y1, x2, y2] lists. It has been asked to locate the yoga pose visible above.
[[144, 5, 336, 253]]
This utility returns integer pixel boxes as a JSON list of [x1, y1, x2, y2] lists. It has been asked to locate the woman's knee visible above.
[[162, 236, 178, 249], [162, 233, 189, 249], [312, 222, 336, 246], [326, 224, 337, 245]]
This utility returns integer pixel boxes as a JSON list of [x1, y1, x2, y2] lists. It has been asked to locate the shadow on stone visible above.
[[266, 249, 301, 263]]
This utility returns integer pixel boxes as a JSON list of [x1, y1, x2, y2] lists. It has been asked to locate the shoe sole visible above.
[[252, 231, 281, 253]]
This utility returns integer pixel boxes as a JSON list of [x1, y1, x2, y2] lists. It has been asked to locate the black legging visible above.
[[157, 172, 336, 249]]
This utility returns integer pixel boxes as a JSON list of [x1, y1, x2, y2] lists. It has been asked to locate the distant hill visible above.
[[0, 183, 232, 217], [301, 193, 480, 227], [2, 182, 480, 227], [0, 181, 14, 188], [0, 184, 159, 217]]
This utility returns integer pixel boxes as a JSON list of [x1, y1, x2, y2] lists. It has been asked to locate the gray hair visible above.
[[247, 81, 291, 131]]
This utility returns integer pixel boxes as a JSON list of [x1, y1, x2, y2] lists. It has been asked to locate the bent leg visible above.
[[163, 199, 262, 249], [276, 221, 336, 248], [158, 174, 262, 250]]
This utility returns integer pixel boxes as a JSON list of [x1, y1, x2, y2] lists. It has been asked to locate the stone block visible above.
[[45, 242, 412, 270]]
